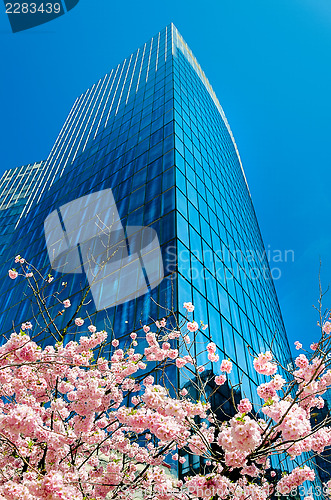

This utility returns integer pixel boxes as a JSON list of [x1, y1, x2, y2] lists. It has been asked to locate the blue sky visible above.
[[1, 0, 330, 353]]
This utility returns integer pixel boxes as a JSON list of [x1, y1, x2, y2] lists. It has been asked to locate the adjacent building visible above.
[[0, 161, 45, 258]]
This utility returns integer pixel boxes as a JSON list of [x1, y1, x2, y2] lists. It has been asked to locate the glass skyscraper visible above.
[[0, 23, 313, 487]]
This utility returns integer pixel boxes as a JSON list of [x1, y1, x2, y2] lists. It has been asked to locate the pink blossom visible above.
[[183, 301, 195, 312], [188, 434, 208, 455], [75, 317, 84, 327], [168, 348, 178, 359], [215, 375, 226, 385], [238, 398, 252, 413], [63, 299, 71, 308], [310, 343, 318, 351], [21, 322, 32, 331], [143, 376, 154, 385], [253, 351, 277, 375], [187, 321, 199, 332], [207, 342, 216, 353], [97, 357, 108, 371], [295, 354, 309, 368], [294, 341, 302, 350], [323, 321, 331, 334], [277, 466, 315, 495], [143, 325, 150, 333], [220, 360, 232, 374], [176, 358, 187, 368], [8, 269, 18, 280], [208, 353, 219, 362], [219, 415, 262, 454], [272, 374, 286, 390], [155, 318, 166, 328], [242, 464, 259, 477], [257, 382, 276, 401], [0, 280, 330, 499]]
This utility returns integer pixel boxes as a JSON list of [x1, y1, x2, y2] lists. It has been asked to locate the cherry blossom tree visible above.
[[2, 256, 331, 499]]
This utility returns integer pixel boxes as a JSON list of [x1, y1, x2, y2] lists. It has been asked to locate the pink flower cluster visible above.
[[144, 330, 178, 362], [253, 351, 277, 375], [257, 374, 285, 402], [220, 359, 232, 373], [207, 342, 219, 362], [8, 269, 18, 280], [276, 467, 315, 495], [0, 283, 330, 499], [238, 398, 252, 413], [187, 321, 199, 332], [74, 317, 84, 327], [323, 321, 331, 334], [215, 375, 226, 385], [183, 301, 194, 312], [21, 321, 32, 331]]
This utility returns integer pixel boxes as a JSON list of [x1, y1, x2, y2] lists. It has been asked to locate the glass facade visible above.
[[0, 19, 289, 427], [0, 161, 45, 257], [0, 24, 320, 492]]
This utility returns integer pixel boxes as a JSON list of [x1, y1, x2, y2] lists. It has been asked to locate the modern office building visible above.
[[0, 18, 290, 434], [0, 23, 319, 490]]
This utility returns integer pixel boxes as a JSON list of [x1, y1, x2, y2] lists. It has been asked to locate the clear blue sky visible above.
[[1, 0, 330, 353]]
